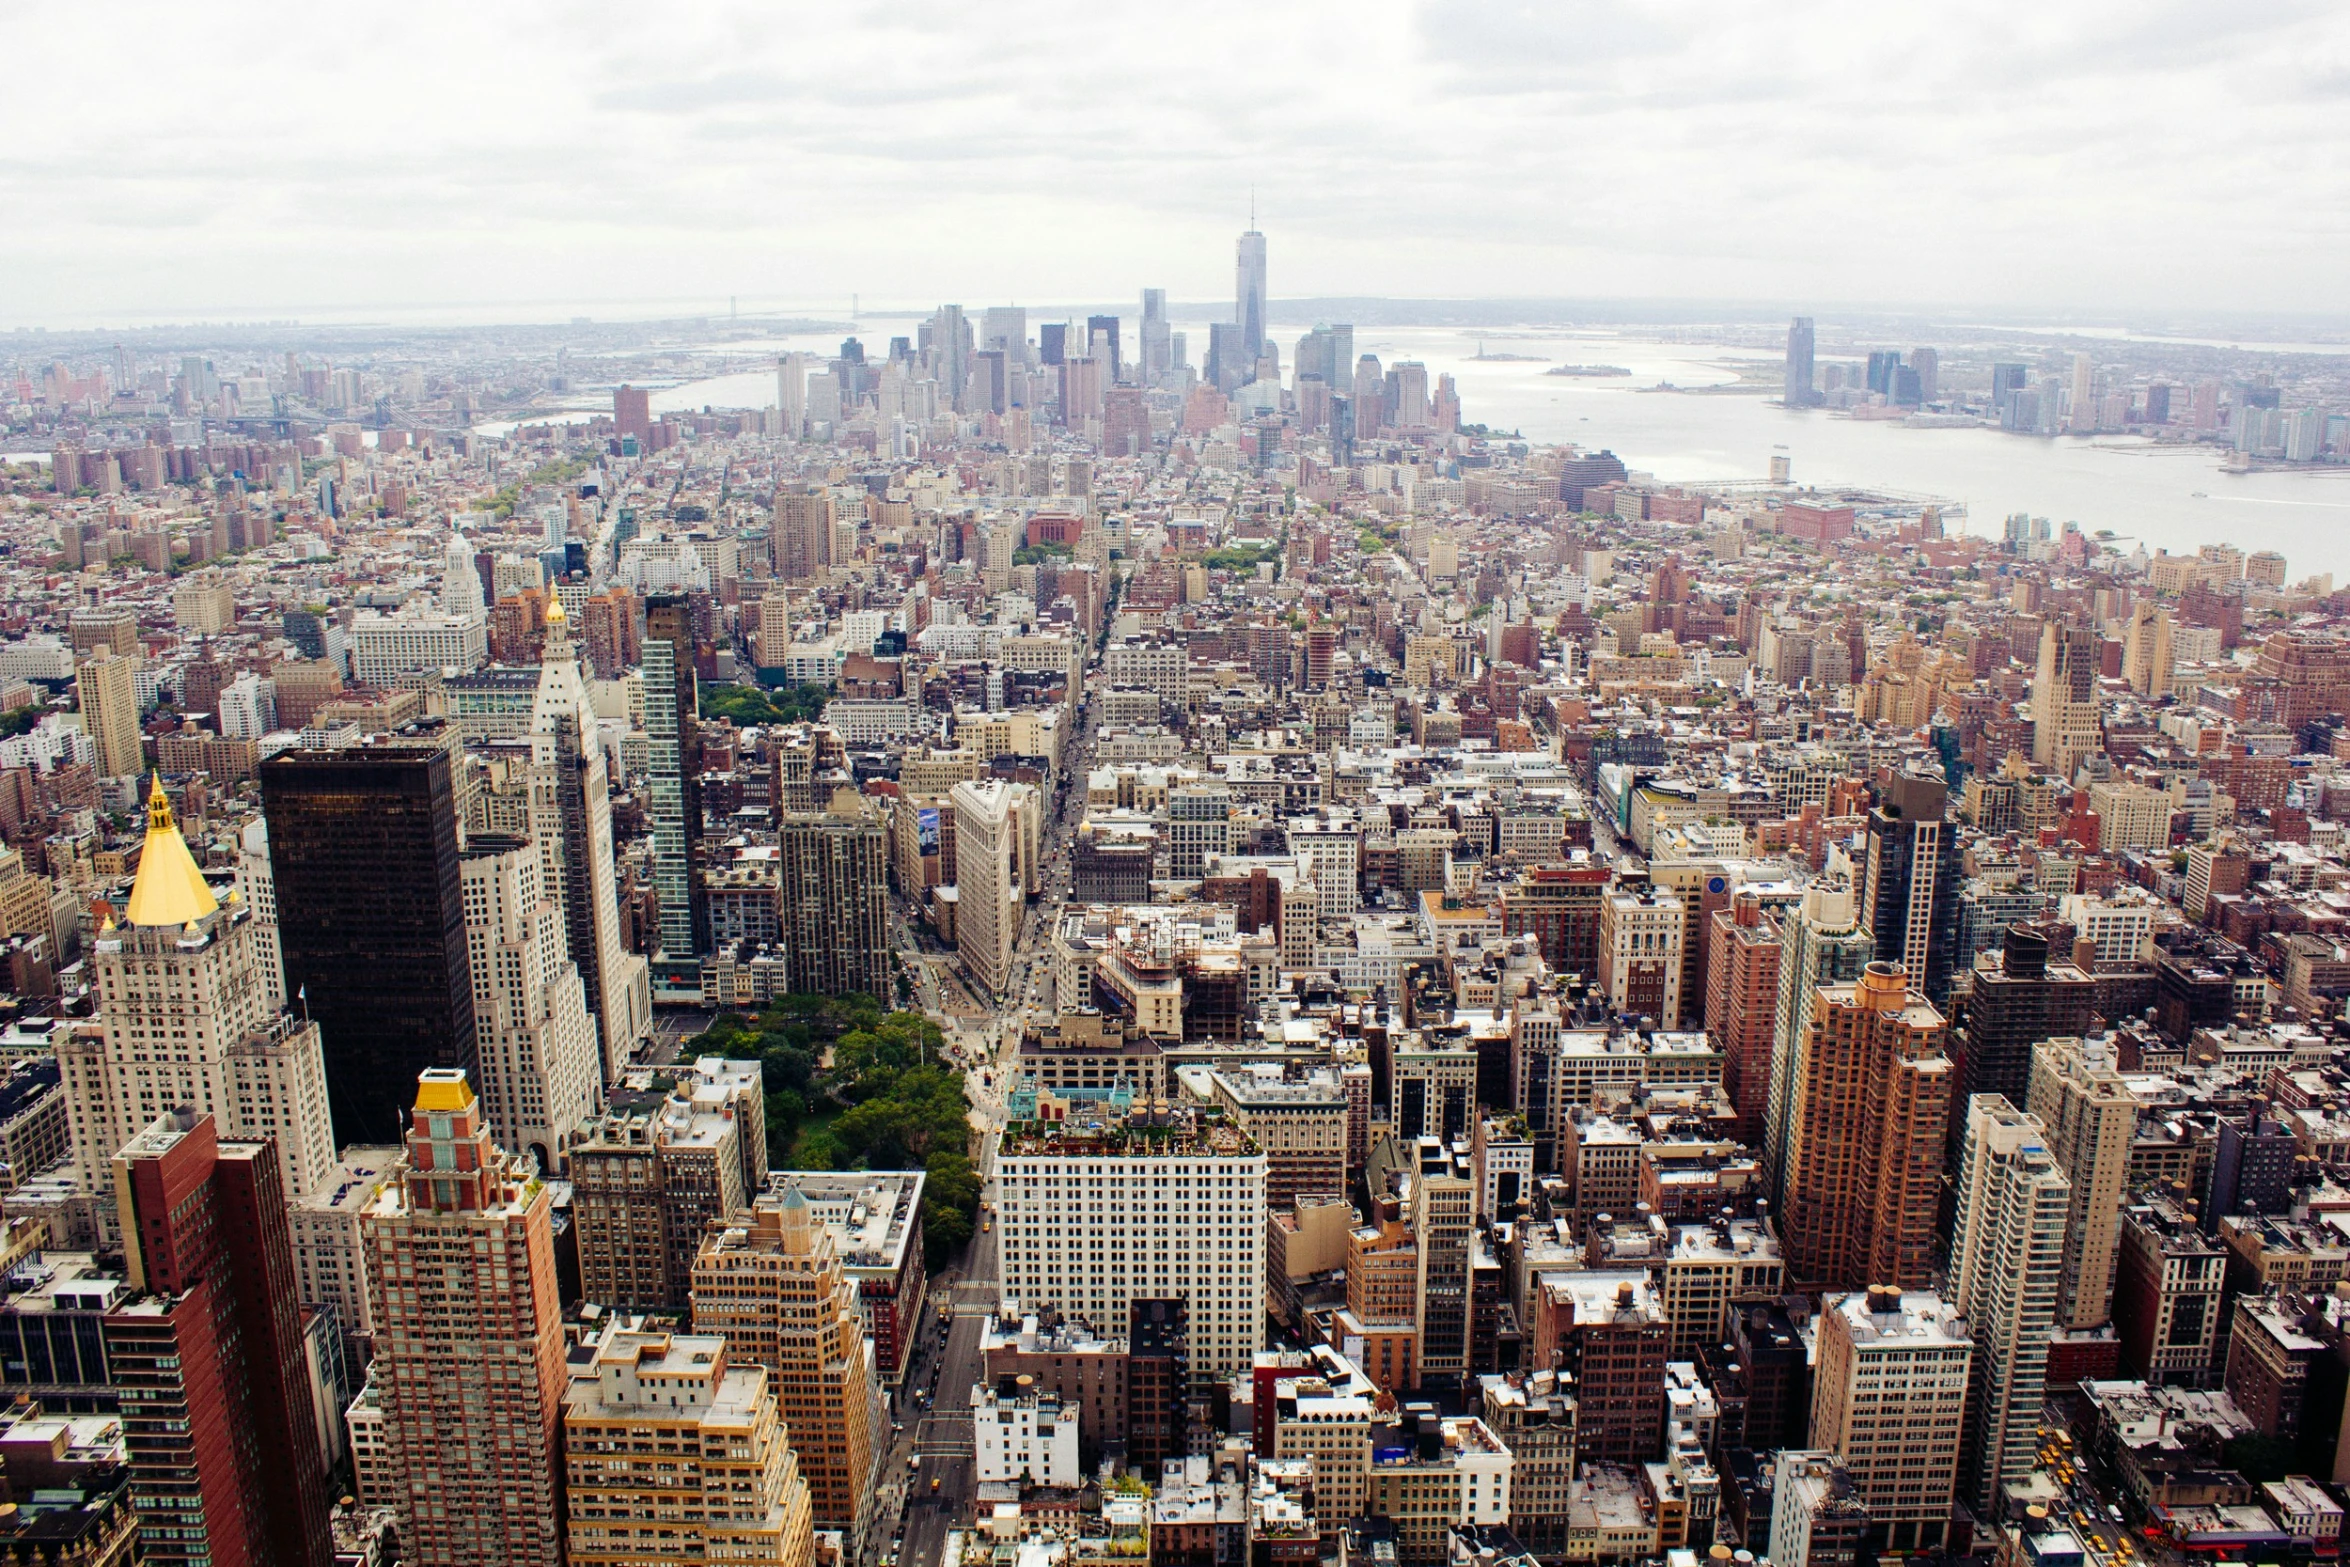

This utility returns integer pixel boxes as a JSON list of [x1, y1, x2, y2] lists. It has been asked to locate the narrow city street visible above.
[[879, 691, 1094, 1567]]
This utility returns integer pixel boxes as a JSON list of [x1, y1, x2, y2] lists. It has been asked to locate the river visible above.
[[496, 315, 2350, 579]]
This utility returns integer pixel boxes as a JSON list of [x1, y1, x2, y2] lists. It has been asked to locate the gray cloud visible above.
[[2, 0, 2348, 324]]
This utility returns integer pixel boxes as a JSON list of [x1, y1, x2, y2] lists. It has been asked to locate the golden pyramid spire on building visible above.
[[123, 775, 219, 928]]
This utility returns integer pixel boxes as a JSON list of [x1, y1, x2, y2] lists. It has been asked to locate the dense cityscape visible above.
[[1, 214, 2350, 1567]]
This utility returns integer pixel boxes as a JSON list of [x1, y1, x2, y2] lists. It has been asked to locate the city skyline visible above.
[[10, 11, 2350, 1565]]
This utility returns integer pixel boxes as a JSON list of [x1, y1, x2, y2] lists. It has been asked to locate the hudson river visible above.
[[549, 316, 2350, 580]]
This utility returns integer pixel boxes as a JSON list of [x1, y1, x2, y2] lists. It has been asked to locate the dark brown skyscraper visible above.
[[1949, 922, 2096, 1159], [261, 741, 476, 1144], [1862, 770, 1961, 1002], [108, 1111, 334, 1567]]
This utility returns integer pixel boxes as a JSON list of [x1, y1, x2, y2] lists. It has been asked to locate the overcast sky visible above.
[[6, 0, 2348, 327]]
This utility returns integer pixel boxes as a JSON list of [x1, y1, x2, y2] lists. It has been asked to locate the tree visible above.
[[687, 1001, 980, 1272], [921, 1150, 982, 1269], [701, 682, 830, 727]]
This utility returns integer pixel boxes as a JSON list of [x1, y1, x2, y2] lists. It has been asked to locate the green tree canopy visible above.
[[700, 682, 830, 727], [691, 1000, 978, 1271]]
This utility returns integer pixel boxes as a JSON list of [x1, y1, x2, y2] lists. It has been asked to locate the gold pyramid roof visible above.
[[123, 776, 220, 928]]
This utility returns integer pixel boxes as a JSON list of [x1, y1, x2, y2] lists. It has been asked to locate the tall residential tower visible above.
[[1782, 962, 1953, 1291], [1949, 1095, 2071, 1516], [692, 1188, 882, 1555], [643, 593, 708, 994], [363, 1070, 568, 1567], [109, 1110, 335, 1567]]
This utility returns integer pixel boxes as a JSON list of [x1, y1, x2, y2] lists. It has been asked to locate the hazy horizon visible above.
[[15, 295, 2350, 350], [8, 1, 2349, 328]]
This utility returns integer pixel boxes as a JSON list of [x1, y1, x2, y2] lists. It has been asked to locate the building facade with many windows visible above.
[[996, 1106, 1268, 1384]]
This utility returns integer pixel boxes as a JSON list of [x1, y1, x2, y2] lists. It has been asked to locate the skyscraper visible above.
[[692, 1188, 881, 1554], [2031, 621, 2101, 776], [1085, 313, 1122, 380], [980, 305, 1028, 367], [1949, 1095, 2070, 1515], [1059, 355, 1104, 427], [1990, 362, 2030, 417], [262, 742, 477, 1146], [459, 834, 601, 1173], [1237, 226, 1268, 365], [2124, 600, 2175, 697], [778, 792, 892, 1000], [1866, 350, 1902, 396], [614, 384, 651, 441], [1762, 883, 1874, 1207], [1861, 771, 1960, 1001], [109, 1110, 335, 1567], [2069, 351, 2097, 432], [1412, 1156, 1476, 1381], [1783, 317, 1817, 408], [644, 594, 707, 992], [364, 1069, 567, 1567], [1140, 288, 1171, 384], [1704, 890, 1783, 1149], [1909, 346, 1939, 404], [2026, 1037, 2138, 1330], [776, 352, 809, 436], [1948, 923, 2096, 1160], [773, 487, 835, 583], [442, 533, 486, 618], [952, 778, 1034, 999], [925, 303, 972, 410], [76, 651, 142, 779], [1293, 323, 1355, 389], [1206, 322, 1246, 393], [65, 779, 335, 1212], [1353, 354, 1386, 437], [531, 597, 649, 1070], [1782, 962, 1952, 1291]]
